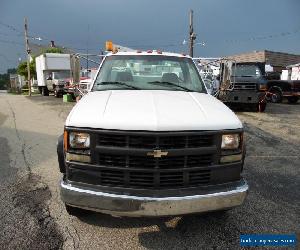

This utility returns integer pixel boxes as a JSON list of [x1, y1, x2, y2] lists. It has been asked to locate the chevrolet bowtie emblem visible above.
[[147, 149, 169, 158]]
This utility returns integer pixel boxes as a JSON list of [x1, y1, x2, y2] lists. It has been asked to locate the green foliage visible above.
[[22, 83, 29, 90], [43, 47, 63, 54], [17, 60, 36, 79]]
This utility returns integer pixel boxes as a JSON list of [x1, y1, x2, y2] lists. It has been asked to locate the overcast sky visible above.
[[0, 0, 300, 73]]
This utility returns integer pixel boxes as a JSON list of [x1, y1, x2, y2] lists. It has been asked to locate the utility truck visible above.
[[57, 50, 248, 217], [218, 61, 268, 112], [36, 53, 71, 97]]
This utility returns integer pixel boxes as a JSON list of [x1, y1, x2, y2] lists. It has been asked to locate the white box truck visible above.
[[36, 53, 71, 97]]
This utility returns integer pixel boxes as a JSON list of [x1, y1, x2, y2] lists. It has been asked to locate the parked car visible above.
[[57, 51, 248, 217]]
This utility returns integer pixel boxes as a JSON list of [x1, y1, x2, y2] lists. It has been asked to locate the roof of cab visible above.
[[105, 51, 191, 58]]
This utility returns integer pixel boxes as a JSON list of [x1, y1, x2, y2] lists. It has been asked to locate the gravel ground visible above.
[[0, 93, 299, 250]]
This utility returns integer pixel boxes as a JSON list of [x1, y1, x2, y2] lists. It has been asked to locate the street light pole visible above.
[[24, 17, 31, 96]]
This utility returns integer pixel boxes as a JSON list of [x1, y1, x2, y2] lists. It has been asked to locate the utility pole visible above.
[[24, 17, 31, 96], [86, 24, 90, 75], [189, 9, 197, 57]]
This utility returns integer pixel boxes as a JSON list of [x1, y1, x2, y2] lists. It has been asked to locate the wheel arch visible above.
[[268, 85, 283, 94]]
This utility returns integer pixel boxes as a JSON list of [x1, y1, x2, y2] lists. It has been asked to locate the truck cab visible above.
[[218, 62, 268, 112], [57, 51, 248, 217], [46, 70, 70, 97]]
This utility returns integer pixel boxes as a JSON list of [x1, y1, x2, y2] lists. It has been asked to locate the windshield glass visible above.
[[52, 71, 70, 79], [232, 65, 261, 77], [92, 55, 206, 93]]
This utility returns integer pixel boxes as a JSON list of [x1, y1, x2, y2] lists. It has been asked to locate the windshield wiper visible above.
[[147, 81, 193, 92], [96, 81, 140, 90]]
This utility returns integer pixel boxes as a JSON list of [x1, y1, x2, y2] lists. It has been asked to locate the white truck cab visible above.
[[57, 51, 248, 217]]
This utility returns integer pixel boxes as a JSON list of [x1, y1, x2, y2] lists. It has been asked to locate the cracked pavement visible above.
[[0, 93, 299, 249]]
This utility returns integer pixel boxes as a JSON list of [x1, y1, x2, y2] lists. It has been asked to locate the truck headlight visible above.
[[221, 134, 240, 150], [220, 133, 243, 163], [69, 132, 90, 149]]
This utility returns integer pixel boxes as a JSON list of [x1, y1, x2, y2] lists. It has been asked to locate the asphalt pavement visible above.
[[0, 93, 299, 249]]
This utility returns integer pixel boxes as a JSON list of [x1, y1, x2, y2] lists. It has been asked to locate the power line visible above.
[[0, 31, 23, 38], [224, 27, 300, 44], [0, 21, 23, 36], [126, 26, 300, 49], [0, 39, 24, 46]]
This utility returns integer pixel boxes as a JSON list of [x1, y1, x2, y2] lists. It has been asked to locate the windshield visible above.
[[52, 71, 70, 80], [232, 65, 261, 77], [92, 55, 206, 93]]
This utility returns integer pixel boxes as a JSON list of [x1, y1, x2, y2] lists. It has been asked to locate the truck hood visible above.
[[66, 90, 242, 131]]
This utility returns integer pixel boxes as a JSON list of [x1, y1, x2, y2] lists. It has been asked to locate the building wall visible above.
[[226, 51, 265, 63], [226, 50, 300, 73], [265, 50, 300, 67]]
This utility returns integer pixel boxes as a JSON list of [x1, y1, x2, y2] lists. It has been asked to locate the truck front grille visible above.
[[233, 82, 257, 90], [98, 134, 213, 149], [68, 131, 219, 190], [69, 168, 211, 189], [98, 154, 212, 169]]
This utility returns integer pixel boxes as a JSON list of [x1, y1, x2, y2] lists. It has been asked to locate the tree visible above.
[[43, 47, 63, 54], [17, 60, 36, 79]]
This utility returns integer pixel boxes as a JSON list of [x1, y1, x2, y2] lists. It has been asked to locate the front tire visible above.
[[270, 89, 282, 103], [54, 88, 59, 98], [287, 96, 299, 104]]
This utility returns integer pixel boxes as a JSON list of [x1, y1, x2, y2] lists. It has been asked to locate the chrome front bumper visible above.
[[60, 179, 249, 217]]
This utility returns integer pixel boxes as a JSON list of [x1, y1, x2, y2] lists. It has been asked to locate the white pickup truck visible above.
[[57, 51, 248, 217]]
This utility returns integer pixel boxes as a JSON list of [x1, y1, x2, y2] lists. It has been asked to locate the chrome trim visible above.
[[60, 179, 249, 217]]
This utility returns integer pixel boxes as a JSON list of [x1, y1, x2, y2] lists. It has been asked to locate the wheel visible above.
[[287, 96, 299, 104], [41, 87, 49, 96], [54, 89, 59, 98], [270, 89, 282, 103], [65, 204, 87, 217]]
